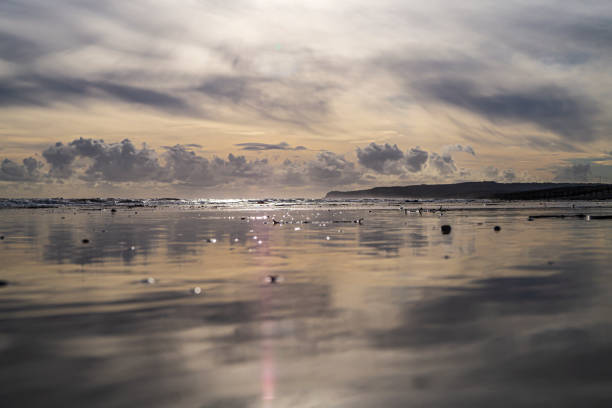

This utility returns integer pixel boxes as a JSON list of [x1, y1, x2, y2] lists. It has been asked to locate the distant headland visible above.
[[325, 182, 612, 200]]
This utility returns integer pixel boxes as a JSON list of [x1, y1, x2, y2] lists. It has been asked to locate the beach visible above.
[[1, 200, 612, 407]]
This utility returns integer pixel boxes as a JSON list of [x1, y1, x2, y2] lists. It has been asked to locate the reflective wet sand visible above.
[[1, 204, 612, 407]]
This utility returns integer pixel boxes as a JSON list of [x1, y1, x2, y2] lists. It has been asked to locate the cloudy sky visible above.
[[1, 0, 611, 197]]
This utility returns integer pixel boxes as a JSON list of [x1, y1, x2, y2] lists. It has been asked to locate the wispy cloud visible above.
[[235, 142, 307, 151], [416, 80, 598, 142], [0, 75, 194, 114]]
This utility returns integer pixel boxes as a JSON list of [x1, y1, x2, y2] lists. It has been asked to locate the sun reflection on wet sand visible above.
[[254, 223, 278, 405], [260, 320, 277, 404]]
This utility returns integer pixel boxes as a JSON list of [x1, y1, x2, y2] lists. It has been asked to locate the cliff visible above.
[[325, 182, 612, 200]]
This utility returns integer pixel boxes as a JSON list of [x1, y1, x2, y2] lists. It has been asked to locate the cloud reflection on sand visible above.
[[1, 205, 612, 407]]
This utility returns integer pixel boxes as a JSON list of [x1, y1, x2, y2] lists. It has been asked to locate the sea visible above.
[[1, 198, 612, 407]]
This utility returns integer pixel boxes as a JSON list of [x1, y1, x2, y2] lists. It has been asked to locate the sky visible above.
[[1, 0, 612, 198]]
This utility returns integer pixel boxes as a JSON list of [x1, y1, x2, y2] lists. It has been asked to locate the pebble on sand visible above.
[[494, 226, 501, 232], [142, 277, 156, 284], [441, 225, 452, 234], [265, 275, 279, 284], [0, 280, 7, 287], [192, 286, 202, 295], [0, 235, 4, 240], [206, 238, 217, 243], [82, 239, 90, 244]]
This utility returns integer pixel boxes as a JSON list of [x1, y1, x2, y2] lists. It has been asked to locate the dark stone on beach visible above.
[[266, 275, 278, 284], [82, 239, 90, 244], [111, 208, 117, 213], [494, 226, 501, 232], [441, 225, 451, 234], [0, 235, 4, 240], [0, 280, 7, 286]]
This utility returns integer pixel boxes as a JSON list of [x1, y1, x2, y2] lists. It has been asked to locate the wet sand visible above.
[[1, 203, 612, 407]]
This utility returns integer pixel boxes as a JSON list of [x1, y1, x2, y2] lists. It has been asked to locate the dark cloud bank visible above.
[[1, 139, 491, 191], [38, 138, 273, 187], [4, 139, 599, 191], [0, 157, 44, 182], [356, 142, 474, 177]]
